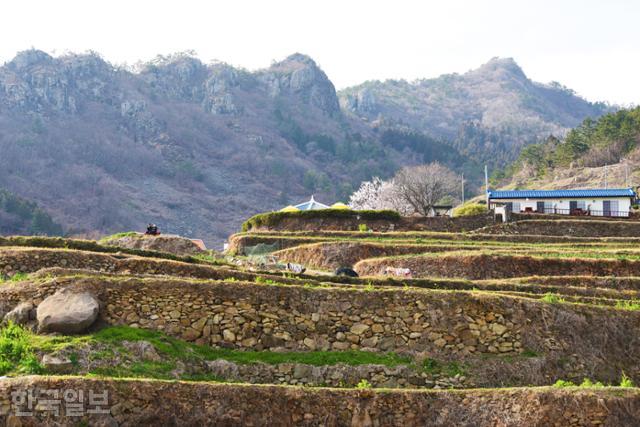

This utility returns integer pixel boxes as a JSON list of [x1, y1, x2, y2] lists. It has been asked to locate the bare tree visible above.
[[392, 162, 458, 216]]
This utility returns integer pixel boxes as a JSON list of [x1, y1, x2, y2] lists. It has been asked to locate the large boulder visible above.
[[37, 290, 99, 334]]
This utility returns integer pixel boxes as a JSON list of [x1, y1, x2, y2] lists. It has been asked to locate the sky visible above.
[[1, 0, 638, 105]]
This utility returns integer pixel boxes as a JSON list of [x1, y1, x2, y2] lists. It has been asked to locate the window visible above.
[[577, 201, 586, 210], [512, 202, 521, 212], [610, 200, 619, 213]]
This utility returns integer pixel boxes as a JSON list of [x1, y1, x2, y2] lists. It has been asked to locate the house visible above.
[[431, 205, 453, 217], [292, 195, 329, 211], [279, 197, 350, 212], [488, 188, 636, 217]]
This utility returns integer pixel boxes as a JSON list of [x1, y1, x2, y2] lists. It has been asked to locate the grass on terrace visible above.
[[1, 324, 412, 380], [233, 229, 640, 244], [233, 233, 640, 255], [0, 236, 232, 267], [359, 248, 640, 262]]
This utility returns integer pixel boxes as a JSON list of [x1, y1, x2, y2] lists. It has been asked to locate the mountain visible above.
[[0, 50, 469, 244], [0, 51, 608, 244], [339, 57, 610, 166], [495, 107, 640, 191]]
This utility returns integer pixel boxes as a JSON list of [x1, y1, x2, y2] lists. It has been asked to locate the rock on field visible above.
[[3, 302, 34, 325], [37, 289, 100, 334]]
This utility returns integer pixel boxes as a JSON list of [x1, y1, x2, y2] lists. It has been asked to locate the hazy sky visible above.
[[1, 0, 638, 105]]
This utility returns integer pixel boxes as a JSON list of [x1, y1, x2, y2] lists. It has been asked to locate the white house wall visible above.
[[490, 197, 632, 216]]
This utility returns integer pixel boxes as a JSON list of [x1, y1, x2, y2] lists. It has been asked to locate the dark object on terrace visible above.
[[335, 267, 359, 277], [145, 224, 160, 236], [286, 263, 306, 275]]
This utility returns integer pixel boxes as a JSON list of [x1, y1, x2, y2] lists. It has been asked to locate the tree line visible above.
[[0, 189, 63, 236], [495, 107, 640, 181]]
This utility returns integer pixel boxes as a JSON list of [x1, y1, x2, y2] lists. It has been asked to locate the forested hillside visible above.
[[0, 50, 608, 243], [495, 107, 640, 190], [339, 58, 610, 167], [0, 189, 62, 236]]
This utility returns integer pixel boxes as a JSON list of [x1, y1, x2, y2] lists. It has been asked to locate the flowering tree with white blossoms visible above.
[[349, 162, 458, 216], [348, 177, 412, 214]]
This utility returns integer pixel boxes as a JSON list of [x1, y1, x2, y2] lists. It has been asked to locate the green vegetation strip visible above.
[[0, 272, 29, 283], [242, 209, 401, 232], [1, 324, 411, 380], [233, 232, 640, 252], [236, 229, 640, 244]]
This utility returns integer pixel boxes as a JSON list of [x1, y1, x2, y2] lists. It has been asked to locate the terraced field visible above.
[[2, 212, 640, 425]]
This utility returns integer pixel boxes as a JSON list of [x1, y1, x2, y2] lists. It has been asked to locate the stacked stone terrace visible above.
[[2, 211, 640, 425]]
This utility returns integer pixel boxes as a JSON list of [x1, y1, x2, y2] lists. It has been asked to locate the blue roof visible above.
[[489, 188, 636, 199], [293, 195, 329, 211]]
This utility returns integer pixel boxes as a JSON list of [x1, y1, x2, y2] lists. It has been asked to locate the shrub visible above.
[[0, 322, 42, 375], [241, 209, 401, 232], [541, 293, 565, 304], [620, 373, 635, 388], [615, 300, 640, 311], [356, 379, 372, 389], [452, 203, 488, 217], [553, 378, 607, 388], [579, 378, 605, 388], [358, 224, 368, 232], [423, 358, 439, 373], [553, 379, 576, 387], [0, 272, 28, 283]]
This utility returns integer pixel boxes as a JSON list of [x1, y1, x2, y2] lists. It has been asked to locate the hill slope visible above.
[[0, 51, 423, 243], [496, 107, 640, 191], [0, 51, 608, 243], [339, 57, 610, 166]]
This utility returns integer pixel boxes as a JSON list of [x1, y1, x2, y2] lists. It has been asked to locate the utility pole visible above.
[[484, 165, 489, 205], [626, 163, 629, 188], [461, 173, 465, 204]]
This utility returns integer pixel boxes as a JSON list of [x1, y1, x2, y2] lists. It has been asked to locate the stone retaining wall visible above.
[[1, 377, 639, 426], [206, 360, 467, 389], [481, 219, 640, 237], [273, 242, 457, 270], [512, 212, 640, 222], [0, 276, 528, 356], [0, 248, 229, 280], [249, 214, 495, 233], [517, 276, 640, 291], [3, 274, 640, 384], [355, 253, 640, 279]]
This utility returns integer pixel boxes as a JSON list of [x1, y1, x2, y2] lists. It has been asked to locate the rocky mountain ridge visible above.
[[0, 50, 609, 243], [339, 57, 610, 166], [0, 50, 400, 243]]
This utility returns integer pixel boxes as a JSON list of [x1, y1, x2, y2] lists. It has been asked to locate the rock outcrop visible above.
[[37, 289, 99, 333], [101, 233, 205, 255], [260, 53, 341, 116], [2, 302, 34, 325]]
